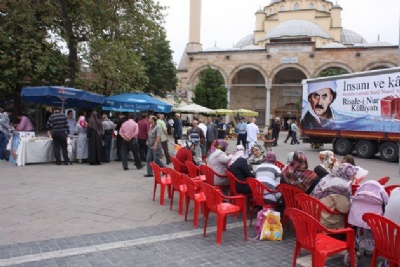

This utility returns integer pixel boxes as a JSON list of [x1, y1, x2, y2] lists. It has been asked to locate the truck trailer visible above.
[[300, 67, 400, 162]]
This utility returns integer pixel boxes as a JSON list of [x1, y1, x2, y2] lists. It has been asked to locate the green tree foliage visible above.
[[192, 67, 228, 109], [0, 0, 68, 111], [317, 68, 349, 77]]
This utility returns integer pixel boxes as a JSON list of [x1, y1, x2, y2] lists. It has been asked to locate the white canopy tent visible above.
[[174, 103, 215, 114]]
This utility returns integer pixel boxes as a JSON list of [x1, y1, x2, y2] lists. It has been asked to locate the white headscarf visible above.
[[228, 145, 245, 167]]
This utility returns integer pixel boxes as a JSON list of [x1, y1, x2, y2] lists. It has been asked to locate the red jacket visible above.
[[175, 147, 195, 174]]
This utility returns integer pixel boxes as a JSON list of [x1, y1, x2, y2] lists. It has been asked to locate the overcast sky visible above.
[[158, 0, 400, 65]]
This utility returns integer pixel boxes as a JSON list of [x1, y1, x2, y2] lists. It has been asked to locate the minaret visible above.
[[178, 0, 203, 70]]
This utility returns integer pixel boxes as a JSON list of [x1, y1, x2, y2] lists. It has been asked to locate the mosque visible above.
[[176, 0, 399, 127]]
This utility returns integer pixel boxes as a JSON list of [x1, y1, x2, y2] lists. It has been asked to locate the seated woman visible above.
[[311, 163, 357, 229], [207, 139, 231, 185], [254, 151, 282, 203], [247, 143, 265, 166], [281, 151, 319, 194], [175, 141, 196, 174], [384, 187, 400, 225], [227, 145, 254, 194], [314, 150, 338, 179]]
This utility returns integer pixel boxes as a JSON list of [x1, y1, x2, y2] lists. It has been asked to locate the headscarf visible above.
[[228, 145, 245, 167], [336, 163, 357, 181], [318, 150, 336, 172], [265, 151, 277, 164], [286, 152, 294, 165], [247, 143, 266, 165], [207, 139, 228, 156], [281, 151, 318, 193], [88, 111, 103, 135], [78, 116, 87, 128]]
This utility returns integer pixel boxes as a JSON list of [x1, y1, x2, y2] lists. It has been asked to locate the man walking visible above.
[[46, 108, 71, 165], [236, 117, 247, 147], [144, 115, 165, 177], [0, 108, 12, 161], [119, 114, 143, 171], [246, 117, 259, 149], [173, 113, 182, 144], [115, 113, 127, 161], [157, 113, 171, 165], [102, 114, 115, 162], [137, 113, 150, 162]]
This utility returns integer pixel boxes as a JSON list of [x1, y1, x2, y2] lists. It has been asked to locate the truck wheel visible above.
[[380, 142, 398, 162], [334, 138, 353, 155], [356, 140, 377, 159]]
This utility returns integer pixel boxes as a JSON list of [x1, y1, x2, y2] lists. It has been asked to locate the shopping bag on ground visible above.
[[259, 210, 283, 241]]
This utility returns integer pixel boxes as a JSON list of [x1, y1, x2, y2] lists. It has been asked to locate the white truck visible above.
[[300, 67, 400, 162]]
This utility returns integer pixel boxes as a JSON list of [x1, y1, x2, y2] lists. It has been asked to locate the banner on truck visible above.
[[301, 72, 400, 132]]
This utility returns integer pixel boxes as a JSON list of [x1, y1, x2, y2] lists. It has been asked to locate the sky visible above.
[[158, 0, 400, 65]]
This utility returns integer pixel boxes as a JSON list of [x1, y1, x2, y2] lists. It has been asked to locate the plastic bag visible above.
[[259, 210, 283, 241]]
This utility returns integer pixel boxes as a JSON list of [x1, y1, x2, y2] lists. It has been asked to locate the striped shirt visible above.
[[46, 112, 69, 133]]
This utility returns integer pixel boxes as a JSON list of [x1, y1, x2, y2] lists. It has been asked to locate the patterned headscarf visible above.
[[336, 163, 357, 181], [281, 151, 318, 194], [247, 143, 266, 165], [318, 150, 336, 172], [208, 139, 228, 156], [78, 116, 87, 128], [265, 151, 277, 164]]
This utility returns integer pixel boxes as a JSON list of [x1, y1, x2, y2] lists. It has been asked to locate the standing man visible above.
[[0, 108, 12, 161], [15, 113, 34, 131], [173, 113, 182, 144], [101, 114, 115, 163], [291, 119, 301, 145], [67, 110, 76, 136], [137, 113, 150, 162], [236, 117, 247, 147], [157, 113, 171, 165], [206, 116, 218, 153], [246, 117, 259, 149], [46, 108, 71, 165], [119, 114, 143, 171], [271, 119, 280, 147], [217, 117, 226, 139], [187, 119, 205, 159], [115, 113, 127, 161], [198, 118, 207, 157], [284, 118, 293, 144], [144, 115, 165, 177]]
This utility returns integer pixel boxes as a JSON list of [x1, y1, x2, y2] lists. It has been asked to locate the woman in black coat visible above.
[[87, 111, 104, 165], [227, 145, 255, 194]]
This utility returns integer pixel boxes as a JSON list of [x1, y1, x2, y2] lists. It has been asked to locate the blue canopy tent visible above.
[[102, 93, 172, 113], [21, 86, 105, 111]]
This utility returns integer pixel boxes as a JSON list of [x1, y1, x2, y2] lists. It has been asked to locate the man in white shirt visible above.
[[198, 118, 207, 156], [246, 117, 259, 149]]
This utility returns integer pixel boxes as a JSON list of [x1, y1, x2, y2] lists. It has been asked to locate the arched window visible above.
[[322, 4, 326, 11], [309, 3, 315, 9], [294, 3, 300, 10], [279, 5, 285, 11]]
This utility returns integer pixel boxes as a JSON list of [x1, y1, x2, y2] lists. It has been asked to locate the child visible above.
[[263, 127, 275, 152]]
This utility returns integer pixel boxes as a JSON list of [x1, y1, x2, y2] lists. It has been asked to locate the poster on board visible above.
[[9, 132, 20, 165]]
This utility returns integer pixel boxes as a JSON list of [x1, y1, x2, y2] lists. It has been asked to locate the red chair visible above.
[[226, 170, 251, 210], [384, 185, 400, 197], [182, 174, 206, 228], [199, 164, 229, 189], [200, 182, 247, 245], [246, 178, 280, 226], [170, 156, 186, 173], [185, 161, 205, 181], [150, 162, 171, 206], [166, 168, 187, 215], [295, 193, 348, 228], [362, 213, 400, 267], [286, 208, 355, 267], [277, 183, 304, 229], [275, 160, 285, 170]]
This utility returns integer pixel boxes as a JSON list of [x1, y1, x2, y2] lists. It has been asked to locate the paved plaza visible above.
[[1, 132, 397, 267]]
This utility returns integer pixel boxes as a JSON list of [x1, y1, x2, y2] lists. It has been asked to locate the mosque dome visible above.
[[341, 28, 367, 45], [263, 20, 331, 40], [321, 43, 346, 48], [269, 0, 283, 4], [234, 34, 255, 48]]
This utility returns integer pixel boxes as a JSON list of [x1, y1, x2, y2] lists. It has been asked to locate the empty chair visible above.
[[150, 162, 171, 206], [286, 208, 355, 267], [183, 174, 206, 228], [277, 183, 304, 229], [246, 178, 281, 226], [200, 182, 247, 245], [362, 213, 400, 267], [185, 160, 205, 181], [166, 168, 187, 215]]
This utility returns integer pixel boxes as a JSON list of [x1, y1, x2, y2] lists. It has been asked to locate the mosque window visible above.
[[309, 3, 314, 9], [279, 5, 285, 11], [294, 3, 299, 10], [322, 4, 326, 11]]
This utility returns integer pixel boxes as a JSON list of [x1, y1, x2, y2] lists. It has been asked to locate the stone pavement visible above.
[[0, 132, 396, 266]]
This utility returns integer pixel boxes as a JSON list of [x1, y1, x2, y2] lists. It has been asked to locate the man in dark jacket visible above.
[[206, 116, 218, 153], [115, 113, 128, 161], [46, 108, 71, 165], [173, 113, 182, 144]]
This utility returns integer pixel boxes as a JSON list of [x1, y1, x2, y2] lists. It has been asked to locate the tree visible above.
[[0, 0, 68, 111], [192, 67, 228, 109], [317, 68, 349, 77]]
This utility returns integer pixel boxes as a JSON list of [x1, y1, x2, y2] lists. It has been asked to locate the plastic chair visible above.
[[199, 164, 229, 189], [182, 174, 206, 228], [226, 170, 251, 210], [246, 178, 280, 226], [150, 162, 171, 206], [166, 168, 187, 215], [277, 183, 304, 229], [170, 156, 186, 173], [275, 160, 285, 170], [200, 182, 247, 245], [384, 185, 400, 197], [295, 193, 348, 228], [378, 176, 390, 185], [362, 213, 400, 267], [185, 161, 205, 181], [286, 208, 355, 267]]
